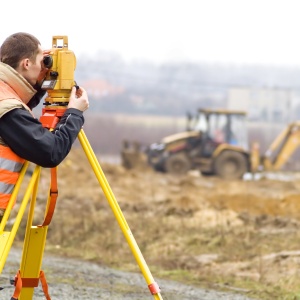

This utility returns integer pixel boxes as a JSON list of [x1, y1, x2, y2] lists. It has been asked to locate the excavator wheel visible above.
[[165, 153, 191, 174], [213, 150, 248, 180]]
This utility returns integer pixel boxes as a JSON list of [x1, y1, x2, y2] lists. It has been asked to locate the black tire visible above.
[[214, 151, 248, 180], [165, 153, 191, 174]]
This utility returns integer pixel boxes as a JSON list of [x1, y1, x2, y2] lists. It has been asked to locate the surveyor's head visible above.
[[0, 32, 44, 85]]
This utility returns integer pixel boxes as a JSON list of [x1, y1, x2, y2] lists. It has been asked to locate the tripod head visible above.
[[41, 36, 77, 107]]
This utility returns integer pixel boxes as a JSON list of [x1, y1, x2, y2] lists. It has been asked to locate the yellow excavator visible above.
[[121, 108, 300, 179]]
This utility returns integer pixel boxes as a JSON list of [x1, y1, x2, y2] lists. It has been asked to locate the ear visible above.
[[20, 58, 30, 70]]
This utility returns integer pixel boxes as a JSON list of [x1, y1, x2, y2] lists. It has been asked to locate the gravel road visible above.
[[0, 247, 256, 300]]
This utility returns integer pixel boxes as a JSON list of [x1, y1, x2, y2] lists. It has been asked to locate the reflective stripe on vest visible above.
[[0, 144, 25, 209]]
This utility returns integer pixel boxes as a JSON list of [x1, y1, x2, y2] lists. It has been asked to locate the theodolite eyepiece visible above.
[[43, 55, 53, 69]]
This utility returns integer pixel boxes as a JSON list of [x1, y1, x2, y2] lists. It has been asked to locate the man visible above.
[[0, 32, 89, 221]]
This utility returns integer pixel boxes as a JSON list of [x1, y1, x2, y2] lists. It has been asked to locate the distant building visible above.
[[227, 87, 295, 123], [227, 87, 300, 168]]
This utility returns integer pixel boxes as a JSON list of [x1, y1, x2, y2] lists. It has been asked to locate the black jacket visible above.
[[0, 88, 84, 168]]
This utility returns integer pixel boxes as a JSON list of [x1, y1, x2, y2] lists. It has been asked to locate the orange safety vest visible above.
[[0, 145, 25, 209], [0, 81, 30, 209]]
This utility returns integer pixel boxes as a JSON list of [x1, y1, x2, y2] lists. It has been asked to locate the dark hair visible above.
[[0, 32, 41, 69]]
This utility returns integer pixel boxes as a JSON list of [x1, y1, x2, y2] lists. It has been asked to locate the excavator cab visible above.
[[197, 109, 248, 151]]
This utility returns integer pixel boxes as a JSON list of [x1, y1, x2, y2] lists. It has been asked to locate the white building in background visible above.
[[227, 87, 299, 123], [227, 87, 300, 170]]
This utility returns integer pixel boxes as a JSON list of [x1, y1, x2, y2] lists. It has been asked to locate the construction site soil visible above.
[[2, 147, 300, 299]]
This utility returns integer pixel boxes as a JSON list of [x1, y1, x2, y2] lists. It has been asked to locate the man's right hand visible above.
[[68, 86, 89, 112]]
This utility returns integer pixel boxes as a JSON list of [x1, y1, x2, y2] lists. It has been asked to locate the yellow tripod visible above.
[[0, 128, 163, 300]]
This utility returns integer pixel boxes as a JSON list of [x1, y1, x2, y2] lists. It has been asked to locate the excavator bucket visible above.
[[121, 140, 149, 170]]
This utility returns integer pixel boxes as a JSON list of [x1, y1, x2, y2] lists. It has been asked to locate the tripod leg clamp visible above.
[[148, 281, 161, 295], [12, 270, 51, 300]]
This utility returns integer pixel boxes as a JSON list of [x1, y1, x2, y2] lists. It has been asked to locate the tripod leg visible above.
[[1, 164, 52, 299], [18, 168, 48, 300], [78, 129, 163, 299], [0, 164, 41, 273], [18, 226, 48, 300]]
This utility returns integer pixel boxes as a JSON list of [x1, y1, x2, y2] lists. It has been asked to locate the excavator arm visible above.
[[262, 122, 300, 171]]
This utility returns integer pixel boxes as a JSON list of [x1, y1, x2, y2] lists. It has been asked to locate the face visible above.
[[20, 45, 44, 86]]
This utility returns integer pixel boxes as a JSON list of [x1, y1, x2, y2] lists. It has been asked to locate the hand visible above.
[[68, 86, 89, 112]]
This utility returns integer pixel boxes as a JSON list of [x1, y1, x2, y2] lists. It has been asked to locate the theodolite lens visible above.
[[43, 55, 53, 68]]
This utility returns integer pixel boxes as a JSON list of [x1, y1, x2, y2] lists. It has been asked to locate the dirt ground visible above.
[[1, 247, 254, 299], [3, 147, 300, 299]]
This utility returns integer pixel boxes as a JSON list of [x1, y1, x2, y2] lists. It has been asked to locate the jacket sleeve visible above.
[[27, 84, 47, 109], [0, 107, 85, 168]]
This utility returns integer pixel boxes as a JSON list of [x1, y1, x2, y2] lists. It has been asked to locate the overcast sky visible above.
[[1, 0, 300, 67]]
